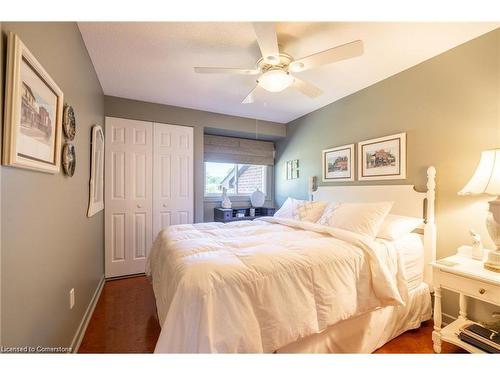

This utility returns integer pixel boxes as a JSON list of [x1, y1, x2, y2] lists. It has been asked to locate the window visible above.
[[204, 162, 267, 196]]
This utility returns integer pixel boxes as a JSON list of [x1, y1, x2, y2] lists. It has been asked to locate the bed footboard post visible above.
[[424, 166, 436, 290]]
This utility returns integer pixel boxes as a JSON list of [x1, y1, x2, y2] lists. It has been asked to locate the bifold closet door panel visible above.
[[105, 117, 153, 278], [153, 123, 194, 239]]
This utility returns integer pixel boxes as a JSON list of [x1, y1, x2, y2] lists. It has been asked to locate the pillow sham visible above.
[[294, 200, 327, 222], [316, 201, 393, 238], [316, 202, 339, 225], [376, 214, 423, 241], [274, 198, 326, 223], [273, 197, 297, 219]]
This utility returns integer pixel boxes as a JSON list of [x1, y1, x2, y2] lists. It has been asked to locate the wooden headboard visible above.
[[312, 166, 437, 289]]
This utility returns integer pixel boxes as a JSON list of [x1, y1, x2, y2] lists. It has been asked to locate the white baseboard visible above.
[[70, 275, 105, 353]]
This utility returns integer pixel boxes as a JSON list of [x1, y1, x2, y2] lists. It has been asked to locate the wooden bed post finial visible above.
[[424, 166, 437, 289], [426, 166, 436, 225]]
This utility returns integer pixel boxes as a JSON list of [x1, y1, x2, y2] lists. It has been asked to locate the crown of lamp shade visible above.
[[458, 149, 500, 196]]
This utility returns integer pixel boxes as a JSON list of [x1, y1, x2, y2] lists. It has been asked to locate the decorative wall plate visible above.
[[62, 143, 76, 177], [63, 104, 76, 141]]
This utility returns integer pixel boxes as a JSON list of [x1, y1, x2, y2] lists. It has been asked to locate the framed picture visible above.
[[285, 161, 291, 180], [285, 159, 300, 180], [322, 144, 355, 182], [292, 159, 299, 179], [87, 125, 104, 217], [2, 32, 64, 173], [358, 132, 406, 181]]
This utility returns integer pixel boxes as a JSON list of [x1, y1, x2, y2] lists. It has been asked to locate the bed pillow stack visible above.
[[276, 197, 421, 240], [274, 197, 327, 223], [316, 201, 393, 238]]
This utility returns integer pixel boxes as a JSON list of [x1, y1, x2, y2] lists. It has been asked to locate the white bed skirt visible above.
[[277, 282, 431, 353]]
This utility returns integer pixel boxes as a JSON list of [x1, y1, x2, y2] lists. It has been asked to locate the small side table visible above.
[[431, 254, 500, 353], [214, 207, 275, 223]]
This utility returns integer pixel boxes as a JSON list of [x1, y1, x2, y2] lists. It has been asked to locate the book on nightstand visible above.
[[458, 323, 500, 353]]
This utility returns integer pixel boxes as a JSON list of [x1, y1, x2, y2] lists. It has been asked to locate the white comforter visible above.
[[146, 217, 408, 353]]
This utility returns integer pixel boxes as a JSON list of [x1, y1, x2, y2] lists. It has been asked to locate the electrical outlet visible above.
[[69, 288, 75, 309]]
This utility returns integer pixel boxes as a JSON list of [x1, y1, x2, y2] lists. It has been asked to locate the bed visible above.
[[146, 167, 437, 353]]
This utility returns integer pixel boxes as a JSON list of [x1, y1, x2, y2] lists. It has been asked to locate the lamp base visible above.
[[484, 200, 500, 273], [484, 250, 500, 273]]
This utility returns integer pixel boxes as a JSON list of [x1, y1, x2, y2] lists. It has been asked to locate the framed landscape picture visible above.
[[358, 132, 406, 180], [322, 144, 354, 182], [2, 32, 63, 173]]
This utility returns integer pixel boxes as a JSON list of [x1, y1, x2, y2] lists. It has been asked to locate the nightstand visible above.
[[431, 254, 500, 353], [214, 207, 275, 223]]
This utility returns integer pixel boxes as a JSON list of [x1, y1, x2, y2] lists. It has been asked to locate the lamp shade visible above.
[[458, 149, 500, 196]]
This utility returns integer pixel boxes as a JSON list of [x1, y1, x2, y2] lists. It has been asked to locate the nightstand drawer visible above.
[[437, 270, 500, 305]]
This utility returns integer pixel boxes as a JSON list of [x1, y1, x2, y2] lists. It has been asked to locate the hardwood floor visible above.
[[78, 276, 465, 354], [374, 320, 465, 353], [78, 275, 160, 353]]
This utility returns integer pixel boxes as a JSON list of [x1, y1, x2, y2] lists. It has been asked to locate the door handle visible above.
[[162, 204, 167, 208], [137, 204, 142, 208]]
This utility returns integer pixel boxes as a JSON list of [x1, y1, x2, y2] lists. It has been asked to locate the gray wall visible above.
[[275, 29, 500, 321], [104, 96, 286, 222], [1, 23, 104, 348]]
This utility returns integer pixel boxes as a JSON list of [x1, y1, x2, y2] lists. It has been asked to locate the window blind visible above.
[[204, 135, 275, 166]]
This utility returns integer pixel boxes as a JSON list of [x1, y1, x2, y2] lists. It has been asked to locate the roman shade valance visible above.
[[204, 135, 275, 166]]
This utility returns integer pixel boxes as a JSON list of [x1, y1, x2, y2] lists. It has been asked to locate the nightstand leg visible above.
[[459, 293, 468, 320], [432, 286, 442, 353]]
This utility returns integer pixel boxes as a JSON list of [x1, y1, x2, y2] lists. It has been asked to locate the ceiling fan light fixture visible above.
[[289, 61, 305, 72], [257, 69, 294, 92]]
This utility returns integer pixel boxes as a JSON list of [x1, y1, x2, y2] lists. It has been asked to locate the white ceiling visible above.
[[78, 22, 499, 124]]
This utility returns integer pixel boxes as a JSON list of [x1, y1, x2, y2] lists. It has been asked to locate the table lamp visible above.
[[458, 149, 500, 272]]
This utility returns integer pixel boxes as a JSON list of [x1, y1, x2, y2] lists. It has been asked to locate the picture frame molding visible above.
[[357, 132, 407, 181], [322, 143, 355, 182], [2, 32, 64, 174]]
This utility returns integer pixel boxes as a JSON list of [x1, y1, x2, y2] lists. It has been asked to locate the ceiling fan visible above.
[[194, 23, 364, 104]]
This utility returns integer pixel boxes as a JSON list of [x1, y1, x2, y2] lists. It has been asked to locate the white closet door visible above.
[[105, 117, 153, 278], [153, 123, 194, 238]]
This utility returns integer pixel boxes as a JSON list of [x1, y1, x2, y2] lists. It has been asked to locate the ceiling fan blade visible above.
[[292, 77, 323, 98], [289, 40, 363, 73], [194, 67, 260, 75], [252, 22, 280, 65], [242, 85, 258, 104]]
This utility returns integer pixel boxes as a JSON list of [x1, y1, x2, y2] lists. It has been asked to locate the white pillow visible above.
[[316, 202, 339, 225], [377, 214, 423, 241], [317, 201, 393, 238], [274, 198, 327, 223], [274, 197, 297, 219], [294, 200, 327, 222]]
